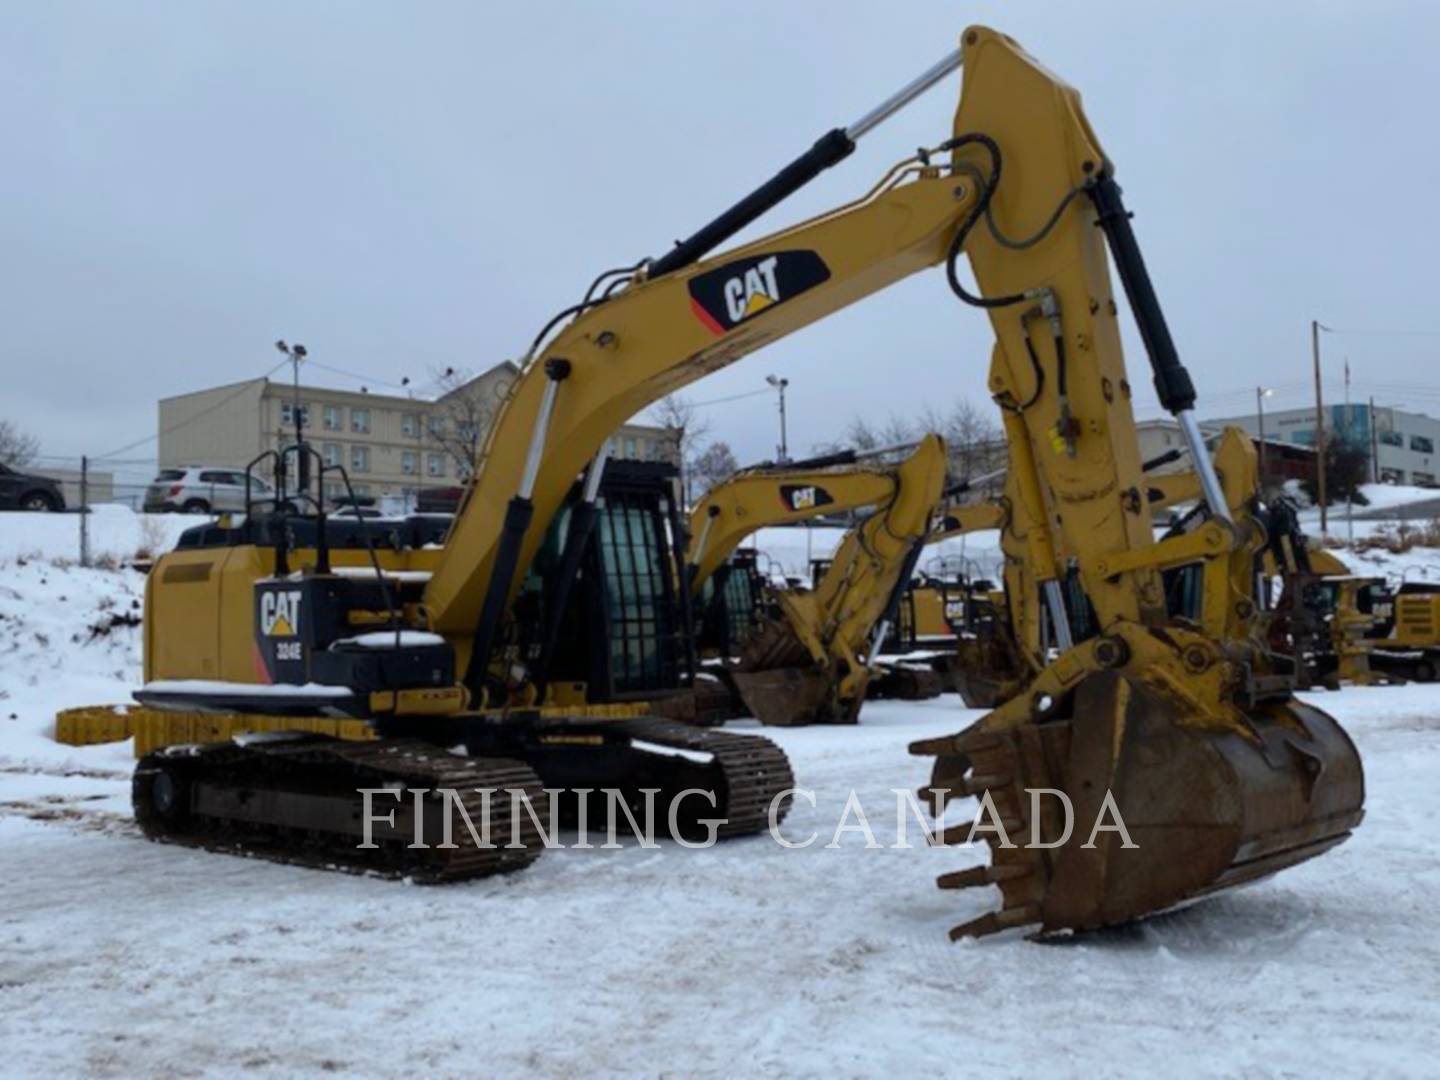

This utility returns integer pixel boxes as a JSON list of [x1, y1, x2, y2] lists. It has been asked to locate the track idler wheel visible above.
[[910, 671, 1365, 938]]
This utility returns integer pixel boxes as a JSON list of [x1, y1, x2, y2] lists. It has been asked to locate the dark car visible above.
[[0, 462, 66, 511]]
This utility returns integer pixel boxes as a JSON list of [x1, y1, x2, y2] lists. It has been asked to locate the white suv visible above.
[[144, 467, 277, 514]]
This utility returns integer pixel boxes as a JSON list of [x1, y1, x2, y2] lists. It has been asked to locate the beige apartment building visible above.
[[158, 361, 679, 506]]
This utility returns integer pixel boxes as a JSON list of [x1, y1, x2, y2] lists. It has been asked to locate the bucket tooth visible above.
[[937, 863, 1031, 890], [959, 772, 1008, 795], [909, 735, 957, 756], [936, 817, 1023, 846], [948, 903, 1041, 941]]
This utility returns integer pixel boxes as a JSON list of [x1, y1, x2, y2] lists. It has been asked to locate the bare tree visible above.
[[0, 420, 39, 467], [690, 440, 739, 498], [944, 397, 1003, 482], [649, 394, 712, 465], [427, 366, 513, 477], [841, 413, 916, 452]]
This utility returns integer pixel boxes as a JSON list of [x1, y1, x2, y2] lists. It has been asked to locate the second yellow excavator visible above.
[[683, 439, 1005, 723], [714, 435, 948, 725]]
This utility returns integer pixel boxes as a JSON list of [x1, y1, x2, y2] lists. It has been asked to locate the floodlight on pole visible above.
[[766, 374, 790, 462]]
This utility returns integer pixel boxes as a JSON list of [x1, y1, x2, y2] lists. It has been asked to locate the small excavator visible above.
[[62, 25, 1361, 937]]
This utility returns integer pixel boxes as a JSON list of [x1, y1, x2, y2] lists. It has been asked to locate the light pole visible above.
[[275, 340, 308, 502], [1256, 386, 1273, 491], [766, 374, 789, 462], [1312, 320, 1331, 537]]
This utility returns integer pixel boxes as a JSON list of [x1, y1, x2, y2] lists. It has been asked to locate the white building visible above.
[[1205, 404, 1440, 488]]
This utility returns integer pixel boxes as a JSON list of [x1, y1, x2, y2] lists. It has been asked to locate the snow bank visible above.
[[0, 504, 207, 563]]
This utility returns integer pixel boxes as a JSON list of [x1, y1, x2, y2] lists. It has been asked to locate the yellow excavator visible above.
[[683, 440, 1002, 723], [63, 25, 1361, 936], [714, 434, 948, 725]]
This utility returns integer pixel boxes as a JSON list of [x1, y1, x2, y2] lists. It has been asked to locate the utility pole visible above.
[[79, 455, 90, 568], [1312, 320, 1328, 536], [1256, 386, 1272, 492], [1369, 397, 1380, 484], [766, 374, 789, 462]]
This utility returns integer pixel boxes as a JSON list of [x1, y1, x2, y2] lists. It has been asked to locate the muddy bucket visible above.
[[912, 671, 1364, 937]]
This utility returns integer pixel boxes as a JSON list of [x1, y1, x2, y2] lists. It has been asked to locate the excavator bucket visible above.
[[729, 665, 859, 727], [913, 671, 1364, 938]]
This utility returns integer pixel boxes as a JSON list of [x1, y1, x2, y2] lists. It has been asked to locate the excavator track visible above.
[[601, 716, 797, 836], [133, 736, 547, 882]]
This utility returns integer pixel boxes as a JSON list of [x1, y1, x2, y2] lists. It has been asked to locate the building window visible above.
[[352, 483, 370, 497], [351, 408, 371, 434], [323, 405, 342, 431], [324, 443, 342, 467], [280, 402, 310, 428], [624, 437, 638, 459], [1289, 429, 1315, 446], [1414, 471, 1437, 487], [427, 453, 446, 477], [1380, 467, 1404, 484], [427, 416, 447, 439], [401, 450, 418, 475], [351, 446, 370, 473], [1379, 430, 1404, 447], [1410, 435, 1434, 454], [402, 413, 420, 438]]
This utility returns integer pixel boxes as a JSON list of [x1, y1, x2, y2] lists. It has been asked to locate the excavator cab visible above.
[[523, 458, 698, 704], [694, 547, 766, 658]]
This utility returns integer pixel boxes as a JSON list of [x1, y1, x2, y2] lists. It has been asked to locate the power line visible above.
[[92, 359, 289, 460], [690, 388, 772, 408], [1321, 326, 1440, 338]]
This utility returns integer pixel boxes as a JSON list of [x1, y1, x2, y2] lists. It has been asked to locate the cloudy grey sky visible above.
[[4, 1, 1438, 475]]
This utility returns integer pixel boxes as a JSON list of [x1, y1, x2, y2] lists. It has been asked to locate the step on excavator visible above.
[[69, 24, 1361, 935]]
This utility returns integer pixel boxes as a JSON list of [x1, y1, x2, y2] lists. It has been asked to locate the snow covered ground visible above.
[[3, 508, 1440, 1076]]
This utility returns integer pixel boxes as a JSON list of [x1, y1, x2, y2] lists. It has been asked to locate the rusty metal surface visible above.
[[729, 665, 856, 726], [911, 672, 1365, 938], [867, 664, 945, 701]]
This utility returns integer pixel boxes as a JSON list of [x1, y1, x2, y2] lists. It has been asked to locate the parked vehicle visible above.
[[143, 467, 276, 514], [0, 463, 66, 511]]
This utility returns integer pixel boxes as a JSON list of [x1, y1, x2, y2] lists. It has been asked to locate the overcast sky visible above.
[[4, 1, 1438, 478]]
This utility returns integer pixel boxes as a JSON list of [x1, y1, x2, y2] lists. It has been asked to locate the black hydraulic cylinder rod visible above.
[[1141, 447, 1184, 473], [464, 496, 535, 701], [1088, 174, 1197, 414], [648, 129, 855, 279], [877, 539, 928, 640]]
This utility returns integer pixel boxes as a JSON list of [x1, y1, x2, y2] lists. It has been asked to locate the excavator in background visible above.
[[685, 443, 935, 657], [716, 434, 949, 725], [1259, 507, 1437, 686], [683, 440, 1003, 721], [60, 25, 1361, 938]]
